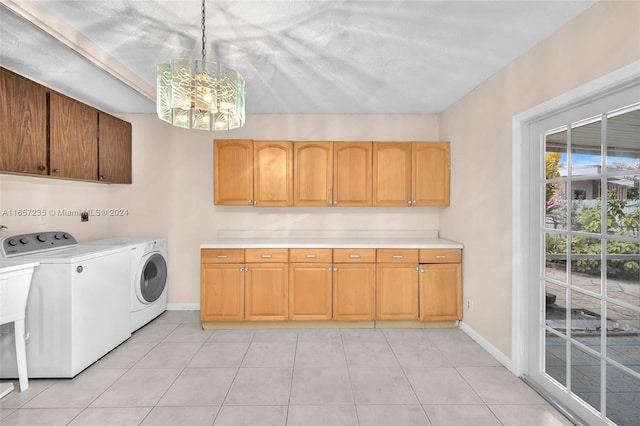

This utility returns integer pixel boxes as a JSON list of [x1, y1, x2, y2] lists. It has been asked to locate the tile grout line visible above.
[[382, 329, 434, 425], [339, 329, 362, 426]]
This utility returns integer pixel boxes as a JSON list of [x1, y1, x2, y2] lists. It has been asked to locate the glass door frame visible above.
[[512, 62, 640, 425]]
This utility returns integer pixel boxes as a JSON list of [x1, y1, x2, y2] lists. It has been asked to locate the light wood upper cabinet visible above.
[[413, 142, 450, 206], [98, 112, 132, 183], [0, 68, 48, 175], [50, 92, 98, 181], [373, 142, 450, 206], [294, 142, 333, 206], [373, 143, 412, 206], [253, 140, 293, 207], [333, 142, 372, 206], [214, 139, 253, 205]]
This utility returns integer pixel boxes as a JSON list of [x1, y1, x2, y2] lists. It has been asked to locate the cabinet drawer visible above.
[[289, 248, 332, 263], [333, 248, 376, 263], [201, 249, 244, 264], [377, 249, 418, 263], [419, 249, 461, 263], [245, 248, 289, 263]]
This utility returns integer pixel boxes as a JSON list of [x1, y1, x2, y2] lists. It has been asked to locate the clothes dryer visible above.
[[87, 238, 167, 331]]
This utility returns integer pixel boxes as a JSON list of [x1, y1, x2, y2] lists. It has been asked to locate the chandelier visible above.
[[156, 0, 245, 130]]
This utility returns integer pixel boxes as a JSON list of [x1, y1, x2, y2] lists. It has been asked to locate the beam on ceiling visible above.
[[0, 0, 156, 101]]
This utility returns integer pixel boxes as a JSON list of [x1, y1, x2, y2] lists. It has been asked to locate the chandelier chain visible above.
[[201, 0, 206, 61]]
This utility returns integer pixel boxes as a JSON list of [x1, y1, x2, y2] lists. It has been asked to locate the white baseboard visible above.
[[459, 321, 514, 373], [166, 303, 199, 311]]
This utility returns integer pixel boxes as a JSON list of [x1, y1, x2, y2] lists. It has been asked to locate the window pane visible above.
[[607, 108, 640, 173], [545, 332, 567, 387], [571, 343, 601, 411], [571, 236, 601, 294], [606, 301, 640, 374], [546, 128, 567, 176], [607, 175, 640, 238], [571, 197, 595, 232], [571, 119, 602, 177], [606, 363, 640, 426], [546, 281, 567, 335], [546, 234, 567, 282], [606, 240, 639, 307], [570, 291, 602, 350], [546, 183, 567, 230]]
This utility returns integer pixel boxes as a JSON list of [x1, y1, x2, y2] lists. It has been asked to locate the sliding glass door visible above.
[[535, 102, 640, 426]]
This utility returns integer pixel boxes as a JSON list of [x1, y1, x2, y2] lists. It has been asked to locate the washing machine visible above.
[[86, 237, 168, 332], [0, 232, 132, 378]]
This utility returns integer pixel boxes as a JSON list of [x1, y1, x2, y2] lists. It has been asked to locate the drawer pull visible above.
[[305, 254, 317, 258], [261, 254, 272, 258], [349, 254, 361, 258], [216, 255, 228, 259], [392, 255, 404, 259], [435, 255, 446, 259]]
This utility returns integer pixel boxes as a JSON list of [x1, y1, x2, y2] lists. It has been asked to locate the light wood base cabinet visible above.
[[245, 263, 288, 321], [201, 247, 461, 325], [419, 263, 462, 321], [200, 263, 245, 321], [419, 248, 462, 321], [289, 263, 332, 320], [333, 263, 375, 320]]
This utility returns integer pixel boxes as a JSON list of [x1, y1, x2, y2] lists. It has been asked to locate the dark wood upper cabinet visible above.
[[1, 67, 131, 184], [50, 91, 98, 181], [0, 68, 48, 175], [98, 112, 132, 183]]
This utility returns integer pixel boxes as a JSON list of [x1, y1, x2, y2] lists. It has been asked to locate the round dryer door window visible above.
[[139, 253, 167, 303]]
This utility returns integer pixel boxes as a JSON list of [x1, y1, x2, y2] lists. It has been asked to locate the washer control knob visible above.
[[19, 237, 29, 244], [37, 234, 48, 242], [7, 238, 18, 246], [63, 233, 71, 239], [54, 233, 63, 240]]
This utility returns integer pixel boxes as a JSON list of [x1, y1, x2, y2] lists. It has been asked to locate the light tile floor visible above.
[[0, 311, 573, 426]]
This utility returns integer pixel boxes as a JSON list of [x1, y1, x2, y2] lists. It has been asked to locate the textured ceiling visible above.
[[0, 0, 596, 115]]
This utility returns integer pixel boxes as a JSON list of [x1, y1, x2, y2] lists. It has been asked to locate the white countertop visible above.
[[0, 260, 40, 274], [201, 237, 462, 249]]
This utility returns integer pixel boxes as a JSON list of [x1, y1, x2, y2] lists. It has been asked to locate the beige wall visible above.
[[438, 0, 640, 357]]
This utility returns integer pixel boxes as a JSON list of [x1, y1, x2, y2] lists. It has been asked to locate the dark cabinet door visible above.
[[98, 112, 132, 183], [0, 68, 48, 174], [50, 92, 98, 180]]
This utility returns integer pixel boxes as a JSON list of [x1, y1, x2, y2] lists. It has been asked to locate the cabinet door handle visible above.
[[415, 266, 420, 271], [253, 200, 258, 205], [435, 255, 446, 259], [349, 254, 361, 258], [261, 254, 272, 258], [412, 200, 416, 204], [216, 255, 228, 259], [420, 268, 425, 273], [407, 200, 412, 205], [248, 199, 253, 205], [333, 267, 338, 272], [53, 168, 60, 174], [392, 255, 404, 259], [239, 267, 244, 272], [244, 267, 249, 272], [328, 267, 333, 271], [100, 175, 106, 180], [305, 254, 317, 258], [37, 165, 46, 171]]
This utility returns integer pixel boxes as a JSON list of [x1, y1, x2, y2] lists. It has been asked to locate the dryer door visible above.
[[137, 253, 167, 304]]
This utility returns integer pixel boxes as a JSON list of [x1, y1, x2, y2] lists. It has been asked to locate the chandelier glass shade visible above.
[[156, 0, 245, 131]]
